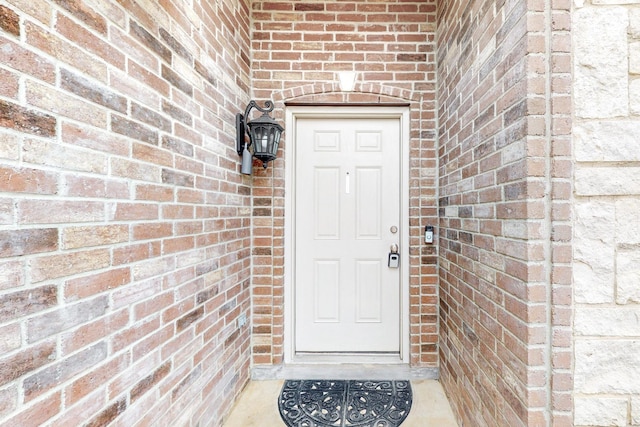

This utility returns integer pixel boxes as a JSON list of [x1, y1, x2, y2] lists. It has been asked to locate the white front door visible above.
[[294, 116, 402, 354]]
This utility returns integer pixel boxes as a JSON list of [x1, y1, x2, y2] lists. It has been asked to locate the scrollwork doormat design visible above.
[[278, 380, 412, 427]]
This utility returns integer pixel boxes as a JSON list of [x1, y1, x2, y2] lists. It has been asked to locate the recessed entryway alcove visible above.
[[248, 1, 572, 426]]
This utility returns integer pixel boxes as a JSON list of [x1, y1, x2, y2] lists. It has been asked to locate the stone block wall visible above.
[[249, 0, 439, 368], [0, 1, 253, 425], [573, 2, 640, 426]]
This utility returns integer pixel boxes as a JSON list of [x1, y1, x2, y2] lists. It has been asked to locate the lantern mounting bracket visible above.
[[236, 100, 276, 156]]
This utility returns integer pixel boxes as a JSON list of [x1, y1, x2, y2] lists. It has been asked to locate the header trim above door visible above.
[[284, 102, 411, 107]]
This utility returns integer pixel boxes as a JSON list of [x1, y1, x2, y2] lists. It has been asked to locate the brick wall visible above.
[[0, 0, 252, 426], [249, 0, 439, 367], [546, 1, 573, 424], [573, 2, 640, 426], [436, 1, 573, 425]]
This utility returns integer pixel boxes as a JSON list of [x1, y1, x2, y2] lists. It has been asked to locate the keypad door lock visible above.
[[388, 244, 400, 268]]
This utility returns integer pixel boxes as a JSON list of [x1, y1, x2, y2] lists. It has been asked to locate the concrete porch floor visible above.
[[222, 379, 459, 426]]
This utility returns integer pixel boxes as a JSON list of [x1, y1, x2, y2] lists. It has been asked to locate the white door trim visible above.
[[284, 106, 411, 364]]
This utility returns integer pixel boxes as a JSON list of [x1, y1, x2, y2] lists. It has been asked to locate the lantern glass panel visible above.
[[248, 122, 282, 163]]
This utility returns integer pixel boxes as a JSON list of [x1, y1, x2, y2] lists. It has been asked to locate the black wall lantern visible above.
[[236, 100, 283, 175]]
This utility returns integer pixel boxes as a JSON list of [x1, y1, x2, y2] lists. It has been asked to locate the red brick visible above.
[[132, 222, 173, 241], [0, 260, 24, 291], [48, 389, 105, 427], [129, 19, 171, 61], [176, 306, 204, 332], [85, 397, 127, 427], [127, 60, 170, 96], [61, 309, 129, 355], [163, 236, 195, 254], [111, 28, 157, 72], [0, 5, 20, 36], [132, 324, 173, 361], [111, 114, 158, 145], [134, 292, 174, 320], [113, 241, 162, 265], [0, 323, 21, 355], [65, 268, 131, 301], [112, 315, 160, 353], [4, 391, 61, 426], [0, 99, 56, 137], [0, 67, 19, 98], [54, 0, 107, 34], [130, 361, 171, 403], [0, 35, 56, 83], [63, 175, 130, 199], [132, 102, 172, 132], [60, 68, 126, 113], [61, 122, 126, 155], [27, 297, 109, 344], [0, 285, 57, 323], [135, 183, 174, 202], [0, 340, 56, 387], [111, 202, 159, 221], [18, 199, 104, 224], [106, 351, 161, 399], [65, 354, 129, 405], [0, 386, 17, 417], [0, 228, 58, 257], [62, 224, 128, 249], [25, 22, 107, 82], [162, 204, 195, 219], [30, 249, 110, 283]]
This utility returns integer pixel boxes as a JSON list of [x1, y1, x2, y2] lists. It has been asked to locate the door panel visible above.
[[314, 168, 340, 239], [295, 117, 401, 353], [355, 259, 382, 322], [355, 167, 382, 239], [314, 260, 340, 322]]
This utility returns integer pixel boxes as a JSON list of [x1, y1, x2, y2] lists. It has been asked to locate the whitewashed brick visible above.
[[0, 133, 21, 160], [574, 7, 629, 118], [573, 201, 615, 303], [0, 260, 24, 290], [504, 221, 528, 239], [616, 247, 640, 304], [575, 306, 640, 336], [616, 198, 640, 244], [574, 121, 640, 161], [575, 167, 640, 196], [575, 339, 640, 393], [23, 139, 108, 174], [574, 396, 627, 427]]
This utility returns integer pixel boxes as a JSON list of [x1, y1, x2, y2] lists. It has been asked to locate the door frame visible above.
[[283, 105, 411, 364]]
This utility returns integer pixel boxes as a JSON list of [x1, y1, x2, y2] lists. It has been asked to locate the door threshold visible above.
[[251, 363, 439, 381], [292, 352, 403, 365]]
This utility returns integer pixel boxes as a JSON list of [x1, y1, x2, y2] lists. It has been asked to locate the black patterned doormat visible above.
[[278, 380, 412, 427]]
